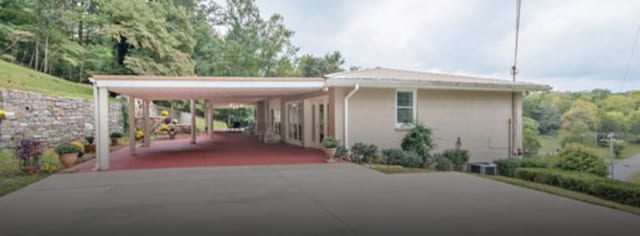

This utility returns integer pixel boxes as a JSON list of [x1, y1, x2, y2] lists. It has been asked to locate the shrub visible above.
[[382, 149, 422, 168], [401, 123, 435, 158], [335, 145, 348, 159], [16, 139, 44, 167], [110, 132, 123, 139], [434, 154, 453, 171], [41, 150, 61, 173], [0, 150, 20, 177], [514, 168, 640, 207], [552, 144, 608, 177], [322, 136, 338, 149], [85, 136, 95, 144], [613, 141, 625, 159], [494, 156, 551, 177], [441, 149, 469, 171], [54, 144, 81, 155], [350, 142, 380, 163]]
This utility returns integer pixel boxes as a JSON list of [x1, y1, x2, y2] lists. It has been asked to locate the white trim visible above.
[[395, 88, 417, 128], [95, 80, 325, 89], [326, 79, 550, 92], [284, 100, 304, 146]]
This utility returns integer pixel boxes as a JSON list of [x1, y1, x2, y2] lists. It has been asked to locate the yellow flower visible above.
[[159, 124, 169, 132], [135, 130, 144, 141], [0, 109, 5, 119], [70, 141, 85, 151], [161, 110, 169, 117]]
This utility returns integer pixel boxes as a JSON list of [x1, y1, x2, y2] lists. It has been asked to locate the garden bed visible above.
[[369, 164, 436, 174]]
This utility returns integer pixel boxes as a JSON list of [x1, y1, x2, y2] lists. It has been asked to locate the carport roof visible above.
[[90, 75, 326, 101]]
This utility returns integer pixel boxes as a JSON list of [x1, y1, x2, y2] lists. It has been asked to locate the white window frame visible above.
[[395, 88, 417, 128]]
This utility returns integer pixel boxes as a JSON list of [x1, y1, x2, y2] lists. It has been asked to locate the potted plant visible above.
[[55, 143, 81, 170], [322, 136, 339, 162], [16, 139, 43, 174], [70, 141, 85, 158], [110, 132, 123, 146], [84, 136, 96, 153]]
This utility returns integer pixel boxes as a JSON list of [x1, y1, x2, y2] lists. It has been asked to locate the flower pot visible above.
[[324, 148, 337, 162], [22, 166, 36, 174], [59, 153, 79, 169], [111, 138, 119, 146]]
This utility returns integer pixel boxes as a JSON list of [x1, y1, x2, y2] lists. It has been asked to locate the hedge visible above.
[[514, 168, 640, 207], [494, 157, 550, 177]]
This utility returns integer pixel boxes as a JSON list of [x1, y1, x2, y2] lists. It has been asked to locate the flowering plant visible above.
[[135, 129, 144, 141], [161, 110, 169, 117], [0, 109, 5, 119], [16, 139, 44, 167]]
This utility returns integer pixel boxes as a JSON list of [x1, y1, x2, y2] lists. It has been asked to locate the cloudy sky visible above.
[[252, 0, 640, 92]]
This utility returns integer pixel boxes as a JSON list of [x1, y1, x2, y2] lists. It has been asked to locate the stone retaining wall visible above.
[[0, 89, 124, 149]]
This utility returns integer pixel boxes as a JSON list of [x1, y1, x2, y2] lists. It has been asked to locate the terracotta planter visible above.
[[59, 153, 79, 169], [22, 166, 36, 174], [324, 148, 337, 162], [111, 138, 119, 146]]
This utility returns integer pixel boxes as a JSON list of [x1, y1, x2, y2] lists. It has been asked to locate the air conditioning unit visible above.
[[468, 162, 497, 175]]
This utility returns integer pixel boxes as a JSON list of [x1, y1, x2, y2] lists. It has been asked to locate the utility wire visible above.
[[620, 25, 640, 91]]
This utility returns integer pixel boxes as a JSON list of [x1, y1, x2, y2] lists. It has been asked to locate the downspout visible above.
[[344, 83, 360, 149]]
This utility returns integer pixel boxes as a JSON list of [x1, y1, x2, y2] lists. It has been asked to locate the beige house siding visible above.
[[342, 87, 522, 162]]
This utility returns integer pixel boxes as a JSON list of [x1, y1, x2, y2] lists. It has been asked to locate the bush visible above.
[[110, 132, 123, 139], [613, 141, 625, 159], [350, 142, 380, 163], [434, 155, 453, 171], [54, 144, 81, 155], [494, 156, 551, 177], [40, 150, 61, 173], [16, 139, 44, 167], [0, 150, 20, 177], [514, 168, 640, 207], [322, 136, 338, 149], [552, 144, 608, 177], [401, 123, 435, 158], [440, 149, 469, 171], [382, 149, 422, 168], [335, 145, 348, 159]]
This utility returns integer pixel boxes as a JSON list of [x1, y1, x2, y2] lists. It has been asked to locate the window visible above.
[[396, 89, 416, 126]]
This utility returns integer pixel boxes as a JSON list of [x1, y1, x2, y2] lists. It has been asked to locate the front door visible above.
[[286, 101, 303, 145], [307, 97, 328, 149]]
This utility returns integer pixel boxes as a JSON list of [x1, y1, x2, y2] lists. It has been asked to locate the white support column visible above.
[[191, 99, 197, 144], [143, 100, 151, 147], [128, 96, 136, 155], [96, 87, 110, 170], [206, 101, 213, 136]]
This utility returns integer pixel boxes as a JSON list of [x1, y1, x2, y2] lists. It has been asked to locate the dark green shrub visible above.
[[434, 155, 453, 171], [613, 141, 625, 159], [382, 149, 422, 168], [441, 149, 469, 171], [494, 156, 551, 177], [401, 123, 435, 158], [552, 144, 608, 177], [335, 145, 348, 159], [322, 136, 338, 148], [110, 132, 123, 139], [350, 142, 380, 163], [54, 144, 81, 155], [514, 168, 640, 207]]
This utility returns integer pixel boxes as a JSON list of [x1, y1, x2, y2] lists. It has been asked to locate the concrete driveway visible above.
[[0, 164, 638, 236], [614, 153, 640, 181]]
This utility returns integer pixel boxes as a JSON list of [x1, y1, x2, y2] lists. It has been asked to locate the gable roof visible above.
[[324, 67, 551, 92]]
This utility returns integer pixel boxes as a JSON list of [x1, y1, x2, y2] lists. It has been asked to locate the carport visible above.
[[90, 75, 326, 171]]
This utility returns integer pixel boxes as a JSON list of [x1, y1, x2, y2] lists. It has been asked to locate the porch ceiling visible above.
[[90, 75, 326, 101]]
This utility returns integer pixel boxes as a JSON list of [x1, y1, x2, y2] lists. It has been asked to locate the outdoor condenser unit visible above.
[[468, 162, 497, 175]]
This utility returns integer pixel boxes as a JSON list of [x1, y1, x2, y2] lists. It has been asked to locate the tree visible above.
[[296, 51, 345, 77], [522, 116, 541, 156], [599, 111, 627, 133], [597, 95, 634, 115], [561, 99, 599, 131]]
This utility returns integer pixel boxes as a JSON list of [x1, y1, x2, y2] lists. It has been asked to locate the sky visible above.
[[250, 0, 640, 92]]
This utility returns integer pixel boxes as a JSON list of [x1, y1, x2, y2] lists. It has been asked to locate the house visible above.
[[90, 67, 551, 170]]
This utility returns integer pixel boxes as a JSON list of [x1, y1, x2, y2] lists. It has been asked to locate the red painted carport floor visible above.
[[76, 132, 329, 172]]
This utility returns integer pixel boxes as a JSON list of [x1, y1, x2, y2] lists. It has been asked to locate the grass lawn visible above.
[[539, 135, 640, 160], [0, 60, 93, 100], [630, 173, 640, 184], [195, 117, 228, 131], [479, 174, 640, 216], [370, 164, 436, 174], [0, 173, 48, 197]]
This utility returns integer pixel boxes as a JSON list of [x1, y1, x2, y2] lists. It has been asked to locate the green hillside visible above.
[[0, 60, 93, 100]]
